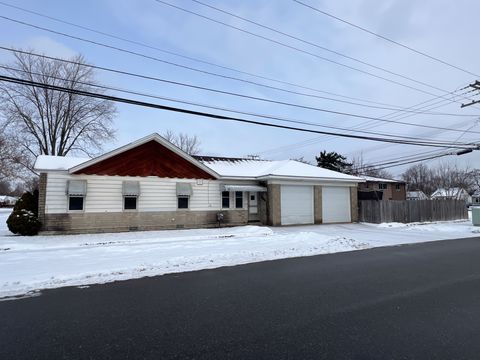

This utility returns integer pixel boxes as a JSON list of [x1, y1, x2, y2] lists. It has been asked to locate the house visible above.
[[430, 187, 471, 202], [471, 190, 480, 206], [33, 133, 364, 234], [0, 195, 17, 207], [406, 190, 429, 201], [357, 175, 406, 200]]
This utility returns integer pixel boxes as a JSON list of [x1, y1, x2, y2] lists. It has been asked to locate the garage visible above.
[[280, 185, 314, 225], [322, 186, 351, 223]]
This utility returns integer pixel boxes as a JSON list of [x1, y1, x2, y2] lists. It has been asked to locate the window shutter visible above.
[[67, 180, 87, 196], [123, 181, 140, 196], [176, 183, 193, 196]]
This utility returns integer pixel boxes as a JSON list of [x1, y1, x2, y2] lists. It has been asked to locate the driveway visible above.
[[2, 236, 480, 359]]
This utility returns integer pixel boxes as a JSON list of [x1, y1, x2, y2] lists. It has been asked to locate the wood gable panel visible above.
[[73, 140, 215, 179]]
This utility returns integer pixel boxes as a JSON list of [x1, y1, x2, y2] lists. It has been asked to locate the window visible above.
[[176, 183, 192, 210], [124, 196, 137, 210], [222, 191, 230, 208], [395, 184, 401, 192], [68, 196, 84, 211], [235, 191, 243, 208], [123, 181, 140, 211], [67, 180, 86, 211], [178, 196, 189, 209], [378, 183, 387, 190]]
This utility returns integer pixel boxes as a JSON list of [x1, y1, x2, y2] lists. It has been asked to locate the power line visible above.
[[293, 0, 480, 78], [0, 46, 480, 138], [0, 0, 422, 109], [152, 0, 466, 102], [0, 73, 476, 149], [1, 65, 471, 147], [1, 47, 478, 136], [259, 92, 475, 157], [368, 152, 455, 170], [3, 14, 474, 115]]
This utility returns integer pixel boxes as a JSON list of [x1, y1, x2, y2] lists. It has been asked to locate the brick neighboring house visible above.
[[34, 133, 365, 234], [358, 176, 406, 200]]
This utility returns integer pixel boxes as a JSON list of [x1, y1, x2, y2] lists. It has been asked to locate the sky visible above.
[[0, 0, 479, 176]]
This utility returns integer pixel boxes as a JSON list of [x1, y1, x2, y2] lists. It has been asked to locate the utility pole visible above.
[[461, 80, 480, 108]]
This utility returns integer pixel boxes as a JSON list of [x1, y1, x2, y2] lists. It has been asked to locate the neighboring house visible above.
[[33, 133, 364, 234], [471, 189, 480, 205], [357, 176, 406, 200], [406, 190, 429, 201], [431, 188, 471, 202], [0, 195, 17, 207]]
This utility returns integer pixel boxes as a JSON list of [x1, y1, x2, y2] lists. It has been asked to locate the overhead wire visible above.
[[0, 0, 428, 109], [1, 47, 478, 136], [1, 73, 477, 149], [292, 0, 480, 78], [154, 0, 474, 104], [0, 65, 473, 148]]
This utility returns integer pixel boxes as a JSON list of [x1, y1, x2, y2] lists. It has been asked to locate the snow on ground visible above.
[[0, 207, 478, 299]]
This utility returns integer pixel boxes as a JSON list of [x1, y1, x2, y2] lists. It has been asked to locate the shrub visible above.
[[7, 191, 41, 236]]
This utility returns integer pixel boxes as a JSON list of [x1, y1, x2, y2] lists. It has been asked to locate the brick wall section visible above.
[[391, 183, 406, 200], [42, 209, 248, 234], [258, 192, 268, 224], [314, 185, 322, 224], [350, 186, 359, 222], [38, 173, 47, 228], [267, 184, 281, 226]]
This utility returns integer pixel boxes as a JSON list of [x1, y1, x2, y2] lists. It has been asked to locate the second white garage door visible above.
[[322, 186, 351, 223], [280, 185, 314, 225]]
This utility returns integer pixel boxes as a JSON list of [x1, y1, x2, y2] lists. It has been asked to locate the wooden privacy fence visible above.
[[358, 200, 468, 223]]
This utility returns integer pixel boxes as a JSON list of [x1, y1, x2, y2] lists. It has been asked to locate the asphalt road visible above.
[[2, 237, 480, 359]]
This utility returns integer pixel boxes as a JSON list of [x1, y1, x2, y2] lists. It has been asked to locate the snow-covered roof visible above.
[[407, 191, 428, 198], [32, 134, 362, 182], [198, 158, 364, 182], [431, 187, 468, 197], [472, 189, 480, 197], [361, 175, 404, 183], [0, 195, 17, 203], [34, 155, 363, 182], [34, 155, 91, 172]]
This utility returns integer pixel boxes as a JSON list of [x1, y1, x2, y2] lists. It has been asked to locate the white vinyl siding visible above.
[[322, 186, 351, 223], [280, 185, 314, 225], [44, 173, 223, 214]]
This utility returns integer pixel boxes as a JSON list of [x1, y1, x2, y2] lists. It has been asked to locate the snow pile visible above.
[[0, 208, 477, 299]]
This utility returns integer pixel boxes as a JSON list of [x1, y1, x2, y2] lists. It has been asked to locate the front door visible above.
[[248, 192, 259, 221]]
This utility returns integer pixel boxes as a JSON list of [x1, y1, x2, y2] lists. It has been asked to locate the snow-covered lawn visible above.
[[0, 207, 478, 299]]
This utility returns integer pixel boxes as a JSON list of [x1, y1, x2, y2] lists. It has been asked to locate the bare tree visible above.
[[348, 155, 393, 179], [0, 132, 29, 181], [291, 156, 312, 165], [163, 130, 201, 155], [431, 162, 474, 194], [402, 162, 475, 195], [0, 49, 116, 172]]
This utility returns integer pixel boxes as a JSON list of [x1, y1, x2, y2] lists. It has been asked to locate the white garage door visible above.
[[281, 185, 314, 225], [322, 187, 351, 223]]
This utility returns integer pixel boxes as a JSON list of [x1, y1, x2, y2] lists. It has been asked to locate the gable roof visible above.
[[33, 134, 363, 182], [69, 133, 219, 178], [407, 191, 428, 198], [431, 187, 469, 197]]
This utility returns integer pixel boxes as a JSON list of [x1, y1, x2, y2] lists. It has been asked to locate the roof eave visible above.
[[257, 174, 365, 183]]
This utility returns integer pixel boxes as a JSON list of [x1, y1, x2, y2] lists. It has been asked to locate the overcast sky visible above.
[[1, 0, 479, 176]]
